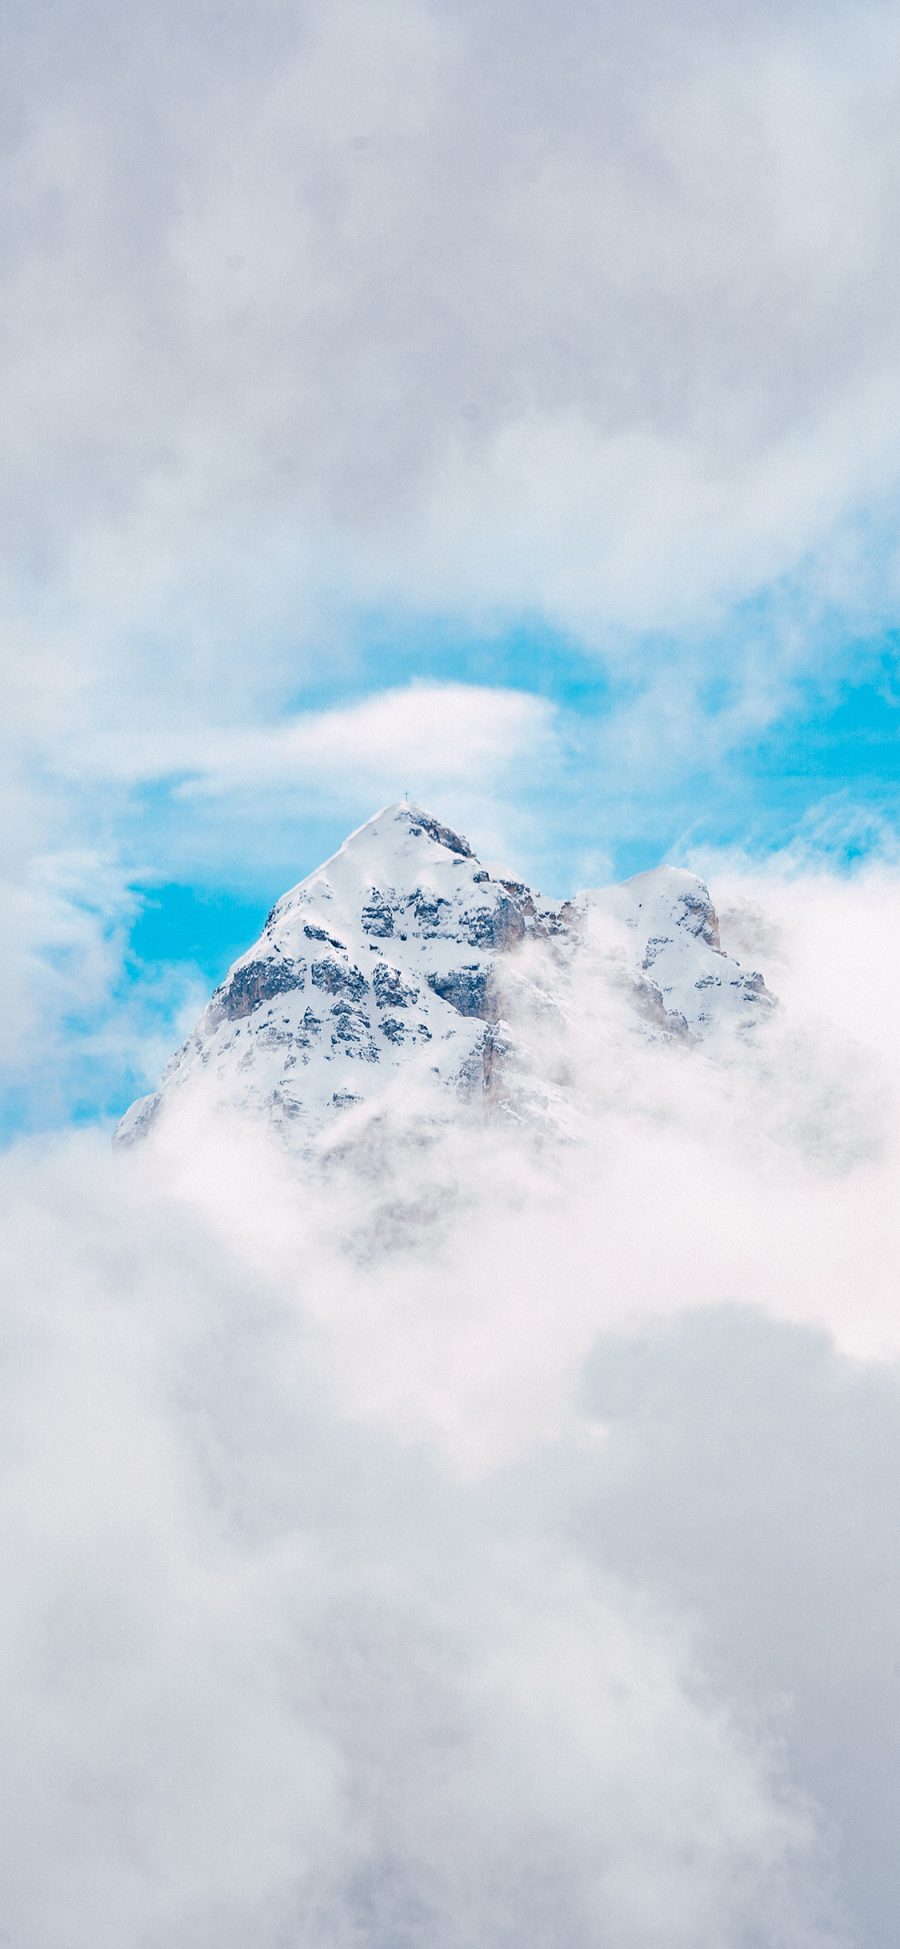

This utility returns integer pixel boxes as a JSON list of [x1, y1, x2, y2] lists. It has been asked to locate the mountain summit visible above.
[[118, 803, 774, 1146]]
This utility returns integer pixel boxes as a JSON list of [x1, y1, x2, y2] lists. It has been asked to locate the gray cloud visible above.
[[0, 1130, 854, 1948], [582, 1307, 900, 1948], [4, 0, 900, 688], [2, 862, 900, 1941]]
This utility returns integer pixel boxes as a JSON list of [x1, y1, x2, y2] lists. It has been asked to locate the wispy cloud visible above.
[[64, 682, 558, 798]]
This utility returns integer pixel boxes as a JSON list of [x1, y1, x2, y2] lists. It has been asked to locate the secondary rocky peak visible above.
[[615, 866, 721, 948]]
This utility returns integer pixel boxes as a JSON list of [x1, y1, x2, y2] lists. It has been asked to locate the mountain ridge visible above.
[[118, 802, 775, 1147]]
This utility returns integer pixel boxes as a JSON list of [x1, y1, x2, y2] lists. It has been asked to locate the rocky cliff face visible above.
[[117, 802, 774, 1147]]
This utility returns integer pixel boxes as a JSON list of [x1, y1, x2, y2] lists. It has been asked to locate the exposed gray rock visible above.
[[412, 891, 451, 933], [361, 893, 394, 937], [330, 1002, 378, 1058], [428, 966, 498, 1021], [732, 969, 775, 1006], [457, 1022, 511, 1097], [631, 975, 692, 1039], [676, 887, 720, 948], [311, 957, 369, 1000], [405, 812, 473, 857], [534, 899, 581, 940], [373, 963, 420, 1009], [461, 894, 527, 950], [304, 923, 345, 949], [211, 955, 307, 1021]]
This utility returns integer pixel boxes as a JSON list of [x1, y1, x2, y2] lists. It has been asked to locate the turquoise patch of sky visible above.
[[128, 882, 272, 988]]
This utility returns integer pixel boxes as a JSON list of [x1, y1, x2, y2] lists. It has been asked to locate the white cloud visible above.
[[0, 1123, 850, 1949], [3, 0, 900, 751], [65, 682, 557, 798], [1, 858, 900, 1940], [0, 849, 207, 1126], [0, 853, 130, 1065]]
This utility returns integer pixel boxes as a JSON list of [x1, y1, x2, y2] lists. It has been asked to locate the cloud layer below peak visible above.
[[3, 848, 900, 1944]]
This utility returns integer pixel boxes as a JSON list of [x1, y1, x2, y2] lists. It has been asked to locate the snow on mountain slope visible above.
[[117, 803, 774, 1147], [592, 866, 774, 1039]]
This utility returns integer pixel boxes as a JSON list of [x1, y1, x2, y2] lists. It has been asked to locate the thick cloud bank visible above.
[[5, 0, 900, 691], [1, 863, 899, 1946]]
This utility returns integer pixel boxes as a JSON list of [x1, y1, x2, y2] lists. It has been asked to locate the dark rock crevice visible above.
[[427, 966, 498, 1021]]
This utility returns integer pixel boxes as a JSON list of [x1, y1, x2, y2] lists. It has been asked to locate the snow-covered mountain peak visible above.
[[263, 801, 482, 941], [118, 809, 774, 1147]]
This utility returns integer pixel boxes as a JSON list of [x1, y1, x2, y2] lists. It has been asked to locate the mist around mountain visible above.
[[1, 832, 898, 1949]]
